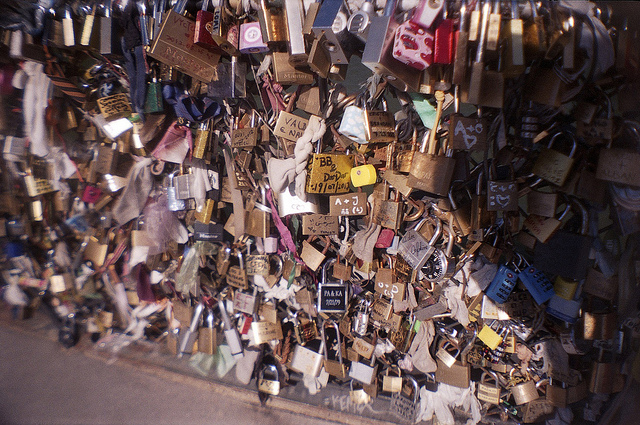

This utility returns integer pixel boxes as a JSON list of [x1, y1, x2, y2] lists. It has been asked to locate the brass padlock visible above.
[[300, 236, 330, 272], [532, 133, 577, 187], [382, 366, 402, 393], [477, 371, 502, 404], [407, 93, 456, 197], [510, 371, 539, 405], [581, 311, 618, 341]]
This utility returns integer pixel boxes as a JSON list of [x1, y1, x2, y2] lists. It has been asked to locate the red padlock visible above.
[[433, 14, 455, 64], [392, 20, 435, 71], [375, 228, 396, 248]]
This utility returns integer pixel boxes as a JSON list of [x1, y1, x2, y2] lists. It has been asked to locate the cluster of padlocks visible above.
[[1, 0, 640, 423]]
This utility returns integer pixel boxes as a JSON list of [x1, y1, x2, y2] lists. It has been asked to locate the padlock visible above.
[[407, 92, 456, 196], [322, 320, 347, 379], [452, 2, 470, 84], [581, 311, 618, 341], [352, 297, 371, 337], [218, 299, 243, 357], [349, 354, 377, 385], [502, 0, 525, 78], [226, 249, 248, 290], [284, 0, 307, 66], [467, 1, 490, 104], [347, 0, 375, 42], [375, 255, 405, 301], [410, 0, 444, 29], [477, 371, 502, 404], [546, 379, 568, 408], [487, 161, 518, 212], [421, 218, 456, 283], [534, 199, 593, 281], [485, 261, 518, 304], [239, 21, 269, 54], [510, 372, 539, 405], [166, 171, 186, 212], [448, 89, 488, 151], [589, 349, 625, 394], [62, 6, 75, 47], [392, 20, 435, 71], [433, 1, 455, 64], [523, 202, 570, 244], [397, 216, 443, 271], [516, 255, 555, 305], [445, 185, 473, 237], [478, 321, 504, 351], [246, 187, 274, 238], [523, 0, 547, 58], [198, 308, 217, 355], [485, 0, 502, 52], [436, 340, 461, 368], [300, 236, 330, 272], [583, 267, 618, 302], [290, 338, 325, 377], [258, 364, 281, 395], [595, 120, 640, 187], [390, 375, 419, 422], [360, 0, 421, 92], [332, 256, 352, 281], [527, 189, 559, 218], [382, 366, 402, 393], [258, 0, 287, 47], [317, 259, 348, 314], [435, 355, 470, 388], [373, 184, 404, 231], [532, 133, 578, 187], [305, 138, 353, 194], [177, 301, 205, 357], [290, 309, 318, 345], [351, 164, 377, 187], [349, 379, 371, 405], [174, 167, 193, 200], [363, 102, 396, 144], [311, 0, 358, 66]]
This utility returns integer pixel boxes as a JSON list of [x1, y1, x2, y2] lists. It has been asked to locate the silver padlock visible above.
[[166, 171, 185, 211], [174, 169, 193, 200], [177, 301, 204, 358], [397, 217, 443, 270], [348, 354, 377, 385], [390, 375, 419, 422], [352, 296, 372, 337], [290, 339, 325, 377], [258, 364, 281, 395]]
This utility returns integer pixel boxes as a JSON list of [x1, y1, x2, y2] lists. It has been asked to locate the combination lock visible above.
[[421, 223, 455, 282]]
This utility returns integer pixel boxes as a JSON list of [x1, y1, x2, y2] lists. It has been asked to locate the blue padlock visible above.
[[485, 264, 518, 304], [517, 257, 555, 305]]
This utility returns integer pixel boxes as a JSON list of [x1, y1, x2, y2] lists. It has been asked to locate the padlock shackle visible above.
[[321, 319, 343, 364], [321, 257, 338, 285], [547, 132, 577, 157]]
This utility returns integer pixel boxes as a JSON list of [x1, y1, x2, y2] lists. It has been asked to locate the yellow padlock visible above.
[[478, 324, 503, 350], [351, 164, 377, 187], [554, 276, 578, 300]]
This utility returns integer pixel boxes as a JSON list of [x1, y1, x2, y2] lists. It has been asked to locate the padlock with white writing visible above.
[[317, 259, 348, 314]]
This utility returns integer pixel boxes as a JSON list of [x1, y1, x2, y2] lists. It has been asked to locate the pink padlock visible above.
[[81, 185, 102, 204], [392, 20, 435, 71], [375, 228, 396, 249]]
